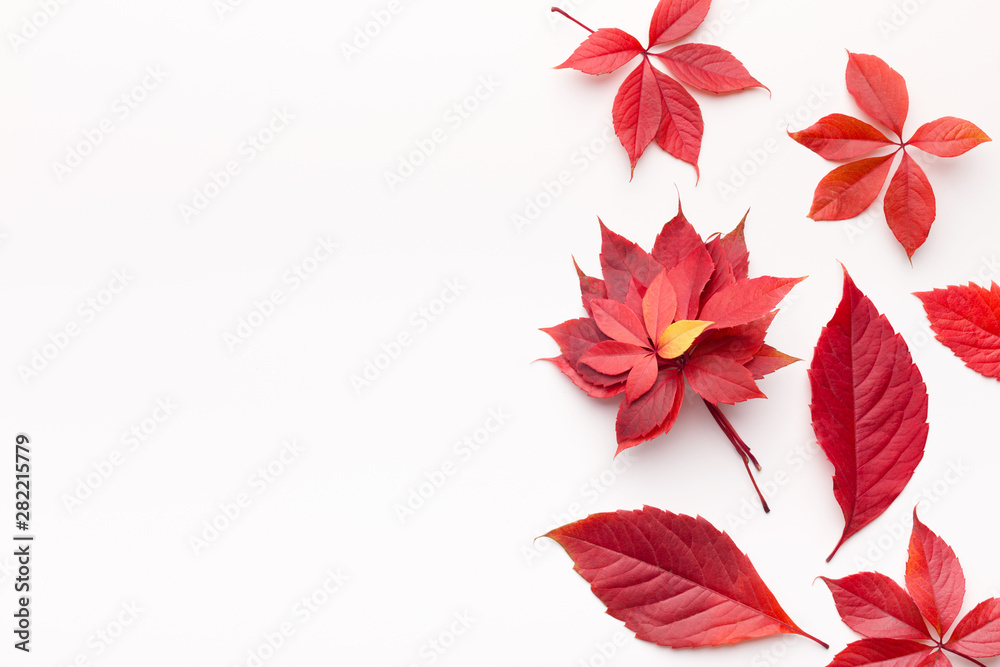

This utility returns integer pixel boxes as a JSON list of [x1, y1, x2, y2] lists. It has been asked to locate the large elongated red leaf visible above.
[[790, 113, 895, 160], [808, 154, 896, 221], [545, 506, 826, 648], [914, 282, 1000, 380], [820, 573, 930, 641], [945, 598, 1000, 658], [557, 28, 645, 75], [826, 639, 935, 667], [613, 59, 663, 177], [906, 510, 965, 638], [648, 0, 711, 47], [654, 43, 765, 93], [884, 152, 936, 259], [651, 68, 704, 176], [809, 268, 928, 561], [846, 52, 909, 138], [907, 117, 991, 158], [700, 276, 805, 328]]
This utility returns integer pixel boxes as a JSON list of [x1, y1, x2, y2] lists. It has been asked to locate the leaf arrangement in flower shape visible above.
[[790, 52, 990, 259], [542, 204, 803, 509], [545, 506, 828, 650], [552, 0, 767, 179], [914, 281, 1000, 381], [821, 509, 1000, 667]]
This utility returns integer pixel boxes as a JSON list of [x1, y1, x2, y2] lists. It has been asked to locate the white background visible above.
[[1, 0, 999, 665]]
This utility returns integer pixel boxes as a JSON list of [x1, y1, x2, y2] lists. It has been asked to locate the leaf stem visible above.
[[550, 7, 594, 33], [942, 645, 988, 667], [703, 400, 769, 513]]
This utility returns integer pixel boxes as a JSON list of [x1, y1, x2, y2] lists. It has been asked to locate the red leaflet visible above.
[[914, 282, 1000, 380], [907, 510, 965, 638], [543, 205, 802, 509], [553, 0, 766, 178], [790, 52, 990, 258], [809, 267, 928, 560], [821, 509, 1000, 667], [545, 507, 826, 649]]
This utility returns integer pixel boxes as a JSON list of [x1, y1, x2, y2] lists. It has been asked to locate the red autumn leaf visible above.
[[826, 639, 936, 667], [820, 573, 930, 641], [653, 43, 765, 93], [556, 28, 645, 75], [946, 599, 1000, 658], [791, 52, 990, 258], [906, 510, 965, 638], [544, 506, 827, 649], [552, 0, 765, 178], [543, 206, 801, 509], [808, 154, 896, 221], [789, 113, 894, 161], [914, 281, 1000, 380], [884, 152, 936, 259], [908, 117, 992, 158], [648, 0, 711, 46], [809, 267, 928, 561], [821, 509, 1000, 667]]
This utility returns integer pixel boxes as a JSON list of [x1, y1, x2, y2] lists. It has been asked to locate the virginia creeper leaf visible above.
[[883, 152, 935, 259], [906, 510, 965, 638], [790, 113, 894, 160], [945, 598, 1000, 658], [653, 43, 766, 94], [745, 344, 799, 379], [613, 58, 663, 176], [685, 353, 764, 404], [808, 154, 895, 221], [616, 370, 684, 451], [826, 639, 934, 667], [700, 276, 805, 329], [545, 506, 826, 648], [656, 319, 712, 358], [649, 0, 711, 46], [557, 28, 644, 75], [652, 67, 704, 176], [907, 117, 991, 158], [809, 268, 928, 561], [820, 573, 930, 641], [642, 270, 679, 343], [846, 52, 909, 138], [914, 281, 1000, 380], [599, 219, 663, 301]]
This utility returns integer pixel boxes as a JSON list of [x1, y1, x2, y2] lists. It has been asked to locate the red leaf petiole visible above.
[[703, 399, 769, 513], [550, 7, 594, 34], [941, 645, 987, 667]]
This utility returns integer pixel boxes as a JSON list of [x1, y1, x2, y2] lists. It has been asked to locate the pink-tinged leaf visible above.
[[626, 353, 659, 401], [642, 271, 679, 343], [541, 356, 624, 398], [694, 311, 776, 364], [545, 507, 826, 648], [945, 598, 1000, 658], [580, 341, 651, 376], [827, 639, 935, 667], [701, 276, 805, 329], [651, 203, 704, 270], [810, 268, 928, 561], [719, 212, 750, 280], [914, 282, 1000, 380], [556, 28, 645, 75], [685, 354, 764, 405], [654, 43, 766, 94], [846, 52, 909, 138], [820, 573, 930, 641], [667, 245, 715, 320], [574, 258, 606, 317], [908, 117, 991, 158], [652, 68, 704, 177], [591, 299, 651, 348], [614, 60, 663, 177], [625, 277, 646, 317], [543, 318, 626, 388], [808, 154, 896, 221], [745, 344, 799, 380], [648, 0, 711, 46], [599, 220, 665, 302], [883, 151, 936, 258], [789, 113, 895, 160], [616, 370, 684, 451], [906, 509, 965, 637]]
